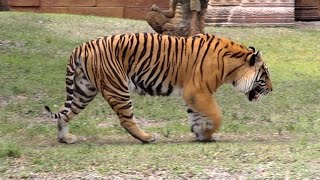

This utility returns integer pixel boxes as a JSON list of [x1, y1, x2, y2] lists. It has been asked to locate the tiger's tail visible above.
[[44, 53, 79, 121], [44, 46, 98, 144], [44, 105, 60, 119]]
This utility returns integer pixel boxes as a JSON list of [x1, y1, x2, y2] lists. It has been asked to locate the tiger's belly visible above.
[[128, 79, 182, 96]]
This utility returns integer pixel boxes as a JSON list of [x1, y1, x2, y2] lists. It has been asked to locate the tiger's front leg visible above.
[[187, 108, 215, 141], [183, 90, 222, 142]]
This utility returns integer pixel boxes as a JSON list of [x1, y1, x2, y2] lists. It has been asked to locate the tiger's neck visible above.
[[178, 35, 252, 93]]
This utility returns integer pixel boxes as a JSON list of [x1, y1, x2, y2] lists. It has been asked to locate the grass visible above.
[[0, 12, 320, 178], [0, 142, 22, 158]]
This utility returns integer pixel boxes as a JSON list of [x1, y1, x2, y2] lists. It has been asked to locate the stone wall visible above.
[[206, 0, 295, 26]]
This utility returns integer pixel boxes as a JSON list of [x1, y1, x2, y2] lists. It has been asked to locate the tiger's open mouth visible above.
[[246, 88, 260, 101], [246, 86, 269, 102]]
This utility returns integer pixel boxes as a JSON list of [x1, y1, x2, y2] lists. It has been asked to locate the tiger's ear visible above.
[[249, 51, 262, 66], [248, 46, 256, 53]]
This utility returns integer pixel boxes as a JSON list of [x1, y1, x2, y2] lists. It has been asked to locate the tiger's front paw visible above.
[[191, 121, 216, 142], [192, 126, 215, 142], [195, 134, 216, 142], [58, 133, 77, 144], [194, 132, 215, 142]]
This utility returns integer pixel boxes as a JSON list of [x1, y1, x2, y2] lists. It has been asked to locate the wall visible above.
[[206, 0, 295, 26], [0, 0, 169, 20], [1, 0, 300, 26], [295, 0, 320, 21]]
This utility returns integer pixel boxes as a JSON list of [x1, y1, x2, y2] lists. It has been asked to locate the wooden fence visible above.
[[0, 0, 169, 20]]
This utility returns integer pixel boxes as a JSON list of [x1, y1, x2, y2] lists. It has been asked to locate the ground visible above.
[[0, 12, 320, 179]]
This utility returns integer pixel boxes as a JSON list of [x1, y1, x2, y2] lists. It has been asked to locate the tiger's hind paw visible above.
[[142, 133, 158, 144], [59, 133, 77, 144]]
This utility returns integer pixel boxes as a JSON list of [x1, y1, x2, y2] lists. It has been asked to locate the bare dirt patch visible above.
[[0, 95, 28, 108], [0, 96, 9, 108], [0, 39, 27, 49], [2, 155, 246, 180], [3, 169, 242, 180]]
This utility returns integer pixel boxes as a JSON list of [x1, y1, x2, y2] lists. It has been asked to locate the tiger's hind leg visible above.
[[101, 84, 156, 143], [48, 65, 98, 144]]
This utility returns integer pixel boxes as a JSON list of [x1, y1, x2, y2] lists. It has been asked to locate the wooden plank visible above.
[[8, 6, 40, 12], [295, 0, 320, 20], [0, 0, 9, 10], [0, 0, 7, 6], [41, 0, 96, 7], [39, 7, 124, 18], [124, 7, 149, 20], [150, 0, 170, 8], [124, 0, 150, 7], [7, 0, 40, 6], [97, 0, 127, 7]]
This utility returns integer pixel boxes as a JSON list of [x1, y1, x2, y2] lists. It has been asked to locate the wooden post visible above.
[[146, 0, 209, 37]]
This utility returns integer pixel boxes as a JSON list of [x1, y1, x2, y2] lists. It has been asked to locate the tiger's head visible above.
[[229, 47, 272, 101]]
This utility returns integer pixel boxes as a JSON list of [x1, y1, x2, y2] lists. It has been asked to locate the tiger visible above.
[[45, 33, 272, 144]]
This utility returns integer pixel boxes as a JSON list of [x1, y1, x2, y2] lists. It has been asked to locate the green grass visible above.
[[0, 142, 22, 158], [0, 12, 320, 178]]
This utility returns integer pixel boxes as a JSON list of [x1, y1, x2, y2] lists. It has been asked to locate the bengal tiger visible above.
[[45, 33, 272, 144]]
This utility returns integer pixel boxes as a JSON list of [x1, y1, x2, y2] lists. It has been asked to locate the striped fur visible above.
[[45, 33, 272, 143]]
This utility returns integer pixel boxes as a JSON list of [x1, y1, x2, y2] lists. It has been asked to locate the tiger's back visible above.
[[78, 33, 249, 96], [78, 33, 187, 96]]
